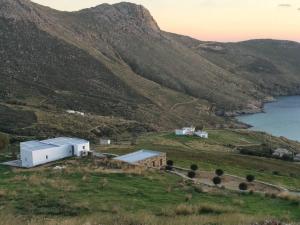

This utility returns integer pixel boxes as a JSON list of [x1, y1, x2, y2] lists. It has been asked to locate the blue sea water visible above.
[[237, 96, 300, 141]]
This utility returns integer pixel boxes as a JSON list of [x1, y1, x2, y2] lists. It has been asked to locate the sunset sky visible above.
[[32, 0, 300, 42]]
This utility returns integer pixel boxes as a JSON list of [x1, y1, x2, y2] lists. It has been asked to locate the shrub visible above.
[[272, 171, 280, 176], [187, 171, 196, 179], [198, 205, 223, 215], [190, 164, 198, 171], [194, 186, 203, 193], [175, 204, 194, 216], [215, 169, 224, 176], [239, 182, 248, 191], [246, 175, 255, 182], [212, 176, 221, 186], [185, 194, 193, 202], [165, 165, 173, 171], [167, 160, 174, 166]]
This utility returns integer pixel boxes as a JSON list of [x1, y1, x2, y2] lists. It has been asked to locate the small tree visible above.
[[246, 175, 255, 183], [212, 176, 221, 186], [187, 171, 196, 179], [239, 182, 248, 191], [215, 169, 224, 177], [165, 165, 173, 171], [167, 160, 174, 167], [190, 164, 198, 171]]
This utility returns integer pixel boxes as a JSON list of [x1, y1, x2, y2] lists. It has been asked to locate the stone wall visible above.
[[137, 153, 167, 168]]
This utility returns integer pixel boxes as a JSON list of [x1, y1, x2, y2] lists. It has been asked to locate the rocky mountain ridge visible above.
[[1, 0, 300, 136]]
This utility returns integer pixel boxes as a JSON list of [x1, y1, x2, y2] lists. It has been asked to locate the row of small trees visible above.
[[165, 161, 256, 192]]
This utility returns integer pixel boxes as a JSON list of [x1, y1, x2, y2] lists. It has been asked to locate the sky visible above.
[[31, 0, 300, 42]]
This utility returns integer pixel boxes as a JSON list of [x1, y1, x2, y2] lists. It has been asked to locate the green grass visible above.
[[0, 162, 299, 222], [1, 129, 300, 224], [104, 130, 300, 190]]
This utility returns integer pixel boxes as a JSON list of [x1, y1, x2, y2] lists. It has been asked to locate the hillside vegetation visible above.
[[1, 0, 300, 135], [0, 130, 300, 225]]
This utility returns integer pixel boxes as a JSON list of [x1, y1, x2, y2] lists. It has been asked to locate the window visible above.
[[160, 159, 163, 166], [46, 155, 48, 159], [152, 161, 155, 167], [83, 146, 85, 150]]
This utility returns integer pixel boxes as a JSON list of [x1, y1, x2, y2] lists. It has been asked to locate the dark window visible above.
[[46, 155, 48, 159], [160, 159, 163, 166], [152, 161, 155, 167], [83, 146, 85, 150]]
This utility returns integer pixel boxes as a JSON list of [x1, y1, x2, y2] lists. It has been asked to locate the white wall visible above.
[[21, 150, 34, 168], [31, 145, 73, 167], [74, 142, 90, 156]]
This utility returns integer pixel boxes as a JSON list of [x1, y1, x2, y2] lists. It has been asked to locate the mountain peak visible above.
[[113, 2, 160, 31], [0, 0, 38, 21], [86, 2, 160, 32]]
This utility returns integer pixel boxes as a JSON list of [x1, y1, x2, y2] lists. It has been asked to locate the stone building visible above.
[[114, 149, 166, 168]]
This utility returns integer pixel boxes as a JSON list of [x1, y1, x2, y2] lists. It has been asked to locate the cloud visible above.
[[278, 3, 292, 7]]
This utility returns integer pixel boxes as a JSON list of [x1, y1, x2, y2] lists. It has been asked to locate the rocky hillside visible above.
[[1, 0, 300, 136]]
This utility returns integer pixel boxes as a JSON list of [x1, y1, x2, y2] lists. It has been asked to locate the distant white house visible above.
[[195, 131, 208, 139], [100, 139, 111, 145], [66, 110, 85, 116], [175, 127, 208, 139], [20, 137, 90, 168], [175, 127, 195, 136], [272, 148, 292, 158], [294, 154, 300, 162]]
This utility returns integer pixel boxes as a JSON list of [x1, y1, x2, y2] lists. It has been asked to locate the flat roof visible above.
[[41, 137, 88, 146], [21, 137, 89, 152], [21, 141, 58, 152], [114, 150, 163, 164]]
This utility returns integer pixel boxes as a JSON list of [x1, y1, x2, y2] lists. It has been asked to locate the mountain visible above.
[[1, 0, 300, 138]]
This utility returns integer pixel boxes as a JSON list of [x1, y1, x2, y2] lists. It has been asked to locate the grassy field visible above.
[[0, 129, 300, 225], [99, 130, 300, 190]]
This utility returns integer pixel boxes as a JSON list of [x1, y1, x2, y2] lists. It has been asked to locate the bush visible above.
[[246, 175, 255, 182], [167, 160, 174, 166], [212, 176, 221, 185], [272, 171, 280, 176], [175, 204, 194, 216], [165, 165, 173, 171], [215, 169, 224, 176], [190, 164, 198, 171], [187, 171, 196, 179], [239, 182, 248, 191]]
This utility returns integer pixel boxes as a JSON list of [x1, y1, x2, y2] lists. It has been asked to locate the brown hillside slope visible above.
[[1, 0, 300, 134]]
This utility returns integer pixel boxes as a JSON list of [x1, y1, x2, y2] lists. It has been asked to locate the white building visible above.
[[195, 131, 208, 139], [294, 154, 300, 162], [175, 127, 195, 136], [100, 139, 111, 145], [272, 148, 292, 158], [20, 137, 90, 168], [66, 110, 85, 116]]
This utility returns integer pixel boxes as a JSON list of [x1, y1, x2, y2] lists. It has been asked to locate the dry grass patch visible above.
[[174, 203, 233, 216]]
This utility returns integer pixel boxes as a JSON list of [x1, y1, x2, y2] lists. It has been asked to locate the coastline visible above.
[[233, 95, 300, 142]]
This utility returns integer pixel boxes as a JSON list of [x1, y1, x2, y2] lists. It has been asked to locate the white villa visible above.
[[175, 126, 208, 139], [195, 131, 209, 139], [20, 137, 90, 168], [175, 127, 195, 136]]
